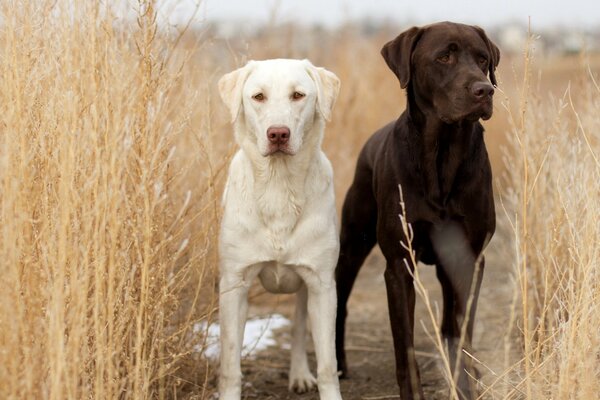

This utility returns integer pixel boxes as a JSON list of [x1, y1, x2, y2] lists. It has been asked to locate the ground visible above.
[[211, 228, 518, 399]]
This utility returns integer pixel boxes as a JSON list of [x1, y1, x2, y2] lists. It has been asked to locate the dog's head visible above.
[[218, 59, 340, 157], [382, 21, 500, 123]]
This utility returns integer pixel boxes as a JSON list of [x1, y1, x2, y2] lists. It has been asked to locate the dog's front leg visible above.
[[384, 258, 425, 400], [431, 223, 484, 399], [218, 272, 249, 400], [289, 284, 317, 393], [306, 279, 342, 400]]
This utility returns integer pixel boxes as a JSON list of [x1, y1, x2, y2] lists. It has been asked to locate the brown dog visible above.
[[335, 22, 499, 399]]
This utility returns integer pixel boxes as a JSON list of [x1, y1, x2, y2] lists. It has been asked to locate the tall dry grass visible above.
[[0, 2, 223, 399], [498, 34, 600, 399]]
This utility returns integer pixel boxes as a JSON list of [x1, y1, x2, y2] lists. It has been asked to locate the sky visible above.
[[186, 0, 600, 30]]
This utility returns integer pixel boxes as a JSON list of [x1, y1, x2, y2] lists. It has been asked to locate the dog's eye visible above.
[[478, 57, 488, 66], [292, 91, 305, 100], [252, 93, 265, 101], [437, 54, 450, 64]]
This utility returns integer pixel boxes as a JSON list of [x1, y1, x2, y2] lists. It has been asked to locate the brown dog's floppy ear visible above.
[[381, 27, 423, 89], [304, 60, 341, 122], [473, 26, 501, 87], [218, 61, 255, 123]]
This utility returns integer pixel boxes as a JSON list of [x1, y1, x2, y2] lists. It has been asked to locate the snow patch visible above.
[[194, 314, 290, 360]]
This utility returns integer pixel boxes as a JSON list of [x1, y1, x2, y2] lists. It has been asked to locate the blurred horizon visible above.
[[162, 0, 600, 30], [152, 0, 600, 56]]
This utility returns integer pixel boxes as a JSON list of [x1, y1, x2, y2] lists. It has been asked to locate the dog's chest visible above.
[[255, 174, 306, 245]]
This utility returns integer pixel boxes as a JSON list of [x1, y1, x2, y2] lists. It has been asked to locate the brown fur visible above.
[[334, 22, 500, 400]]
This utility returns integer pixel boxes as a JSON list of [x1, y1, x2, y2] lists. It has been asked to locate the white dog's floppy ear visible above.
[[218, 62, 255, 123], [304, 60, 340, 122]]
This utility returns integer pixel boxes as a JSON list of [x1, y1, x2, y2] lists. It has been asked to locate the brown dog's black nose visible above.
[[267, 126, 290, 145], [471, 81, 494, 99]]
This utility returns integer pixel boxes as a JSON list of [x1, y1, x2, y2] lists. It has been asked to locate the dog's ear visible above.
[[218, 61, 255, 123], [381, 27, 423, 89], [304, 60, 340, 122], [473, 26, 501, 87]]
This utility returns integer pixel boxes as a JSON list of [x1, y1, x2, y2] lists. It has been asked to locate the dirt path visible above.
[[234, 232, 516, 399]]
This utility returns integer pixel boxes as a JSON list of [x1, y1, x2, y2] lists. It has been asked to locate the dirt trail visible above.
[[232, 232, 517, 400]]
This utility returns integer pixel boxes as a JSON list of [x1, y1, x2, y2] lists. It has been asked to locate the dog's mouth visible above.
[[263, 146, 295, 156], [470, 97, 494, 121], [442, 98, 493, 123]]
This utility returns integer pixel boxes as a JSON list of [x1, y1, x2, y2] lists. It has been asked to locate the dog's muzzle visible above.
[[469, 81, 494, 121], [266, 126, 292, 155]]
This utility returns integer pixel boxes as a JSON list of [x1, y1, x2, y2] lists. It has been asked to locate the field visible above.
[[0, 2, 598, 399]]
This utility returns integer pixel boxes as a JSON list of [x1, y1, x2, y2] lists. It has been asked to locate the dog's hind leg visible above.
[[218, 271, 250, 400], [335, 180, 377, 377], [288, 284, 317, 393]]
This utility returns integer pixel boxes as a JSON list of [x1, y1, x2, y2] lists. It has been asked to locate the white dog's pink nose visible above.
[[267, 126, 290, 145]]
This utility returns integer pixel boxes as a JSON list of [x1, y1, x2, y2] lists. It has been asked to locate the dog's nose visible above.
[[471, 81, 494, 99], [267, 126, 290, 145]]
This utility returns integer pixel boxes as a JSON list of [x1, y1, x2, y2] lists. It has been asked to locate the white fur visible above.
[[217, 59, 342, 400]]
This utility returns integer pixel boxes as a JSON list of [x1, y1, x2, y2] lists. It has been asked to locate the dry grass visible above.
[[498, 33, 600, 399], [0, 2, 598, 399], [0, 2, 222, 399]]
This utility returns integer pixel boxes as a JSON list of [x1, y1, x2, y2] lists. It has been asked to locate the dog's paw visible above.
[[216, 390, 240, 400], [288, 369, 317, 393]]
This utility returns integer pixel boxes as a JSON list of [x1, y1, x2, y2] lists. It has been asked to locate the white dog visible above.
[[217, 59, 342, 400]]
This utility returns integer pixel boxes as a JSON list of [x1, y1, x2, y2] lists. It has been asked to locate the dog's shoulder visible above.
[[306, 150, 334, 192], [222, 150, 253, 206], [354, 119, 395, 175]]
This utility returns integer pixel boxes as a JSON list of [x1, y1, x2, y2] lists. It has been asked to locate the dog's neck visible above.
[[235, 119, 324, 234], [406, 89, 477, 209]]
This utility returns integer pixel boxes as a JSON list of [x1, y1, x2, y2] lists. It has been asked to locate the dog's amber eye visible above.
[[478, 57, 488, 66], [292, 91, 305, 100], [252, 93, 265, 101], [437, 54, 450, 64]]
